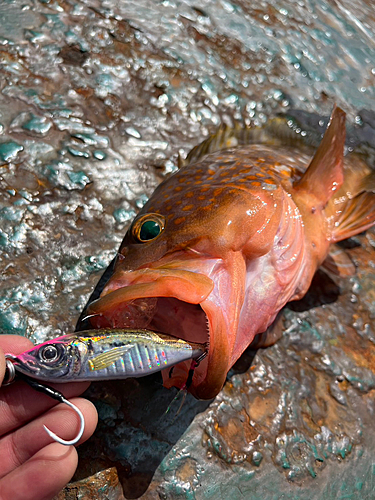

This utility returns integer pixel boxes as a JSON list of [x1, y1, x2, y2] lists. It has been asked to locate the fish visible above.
[[84, 106, 375, 400], [7, 329, 206, 382]]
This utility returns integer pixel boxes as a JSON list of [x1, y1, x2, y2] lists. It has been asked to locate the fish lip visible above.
[[87, 269, 230, 399]]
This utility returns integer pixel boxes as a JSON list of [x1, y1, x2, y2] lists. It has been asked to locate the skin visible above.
[[0, 335, 98, 500]]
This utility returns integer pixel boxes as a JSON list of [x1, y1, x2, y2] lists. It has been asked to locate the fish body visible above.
[[9, 329, 206, 382], [86, 107, 375, 399]]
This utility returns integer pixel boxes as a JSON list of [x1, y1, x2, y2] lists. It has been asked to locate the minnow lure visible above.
[[4, 328, 207, 445]]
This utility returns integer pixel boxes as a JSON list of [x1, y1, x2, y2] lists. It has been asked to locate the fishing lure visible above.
[[4, 328, 207, 445]]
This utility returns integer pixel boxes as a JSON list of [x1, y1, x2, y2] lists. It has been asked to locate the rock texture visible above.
[[1, 0, 375, 498]]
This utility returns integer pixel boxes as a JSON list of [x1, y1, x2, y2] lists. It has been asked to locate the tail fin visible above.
[[327, 159, 375, 242]]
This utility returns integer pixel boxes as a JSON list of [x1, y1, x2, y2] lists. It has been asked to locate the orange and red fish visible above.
[[86, 106, 375, 399]]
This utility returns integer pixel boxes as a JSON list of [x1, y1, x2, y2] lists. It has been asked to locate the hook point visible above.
[[44, 398, 85, 446]]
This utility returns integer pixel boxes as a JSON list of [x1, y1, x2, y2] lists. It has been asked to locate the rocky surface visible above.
[[1, 0, 375, 498]]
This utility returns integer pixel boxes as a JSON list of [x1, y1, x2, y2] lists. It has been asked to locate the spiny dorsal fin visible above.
[[180, 120, 289, 168], [293, 106, 346, 208]]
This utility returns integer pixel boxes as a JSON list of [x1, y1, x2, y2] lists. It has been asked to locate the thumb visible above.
[[0, 345, 6, 387]]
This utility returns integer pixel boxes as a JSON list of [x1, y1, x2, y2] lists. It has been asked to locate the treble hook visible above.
[[4, 357, 85, 446]]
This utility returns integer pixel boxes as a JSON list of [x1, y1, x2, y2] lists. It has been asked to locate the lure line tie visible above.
[[3, 355, 16, 386]]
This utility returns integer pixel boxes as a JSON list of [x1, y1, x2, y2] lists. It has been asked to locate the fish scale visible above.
[[147, 146, 308, 222]]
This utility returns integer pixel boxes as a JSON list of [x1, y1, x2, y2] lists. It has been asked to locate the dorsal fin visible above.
[[293, 106, 346, 207], [179, 118, 300, 168]]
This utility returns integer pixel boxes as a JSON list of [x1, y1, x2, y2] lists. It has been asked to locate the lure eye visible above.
[[39, 344, 64, 363], [132, 213, 165, 243]]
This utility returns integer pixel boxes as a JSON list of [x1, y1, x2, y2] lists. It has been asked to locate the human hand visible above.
[[0, 335, 98, 500]]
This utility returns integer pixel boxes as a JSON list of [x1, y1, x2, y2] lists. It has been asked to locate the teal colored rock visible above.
[[0, 141, 23, 161], [22, 114, 52, 134]]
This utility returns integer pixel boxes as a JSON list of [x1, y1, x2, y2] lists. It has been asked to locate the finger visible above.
[[0, 442, 79, 500], [0, 379, 91, 436], [0, 397, 97, 479], [0, 335, 34, 356], [0, 346, 5, 386], [0, 335, 33, 388]]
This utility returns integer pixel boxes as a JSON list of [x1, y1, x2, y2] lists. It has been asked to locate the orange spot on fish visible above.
[[174, 217, 186, 225], [213, 188, 223, 196], [185, 192, 194, 198], [200, 187, 210, 192], [174, 186, 183, 192], [198, 195, 206, 200], [251, 181, 262, 187], [182, 204, 194, 211]]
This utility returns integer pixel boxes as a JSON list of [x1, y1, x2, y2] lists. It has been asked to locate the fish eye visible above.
[[39, 344, 64, 363], [132, 213, 165, 243]]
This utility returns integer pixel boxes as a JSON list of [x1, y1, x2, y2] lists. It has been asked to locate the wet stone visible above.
[[1, 0, 375, 499]]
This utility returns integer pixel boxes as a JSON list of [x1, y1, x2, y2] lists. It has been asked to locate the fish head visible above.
[[87, 159, 283, 399], [10, 335, 79, 381]]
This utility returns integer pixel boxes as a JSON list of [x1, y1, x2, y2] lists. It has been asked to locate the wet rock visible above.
[[53, 468, 125, 500], [1, 0, 375, 499]]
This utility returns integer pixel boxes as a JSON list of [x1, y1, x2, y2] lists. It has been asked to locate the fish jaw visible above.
[[87, 253, 246, 399]]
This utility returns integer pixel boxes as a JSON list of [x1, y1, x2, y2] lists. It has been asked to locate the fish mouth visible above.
[[87, 268, 230, 399]]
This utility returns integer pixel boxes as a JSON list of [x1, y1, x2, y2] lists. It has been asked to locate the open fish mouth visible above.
[[88, 296, 209, 351], [86, 268, 230, 399]]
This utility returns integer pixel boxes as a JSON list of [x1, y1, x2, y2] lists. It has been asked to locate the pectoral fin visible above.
[[88, 345, 133, 371], [321, 244, 356, 277]]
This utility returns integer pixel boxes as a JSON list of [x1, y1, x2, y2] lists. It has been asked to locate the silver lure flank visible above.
[[7, 328, 208, 382]]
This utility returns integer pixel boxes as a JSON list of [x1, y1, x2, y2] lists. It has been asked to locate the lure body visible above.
[[9, 329, 206, 382]]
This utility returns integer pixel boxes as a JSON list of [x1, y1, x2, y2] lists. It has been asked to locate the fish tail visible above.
[[328, 162, 375, 242]]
